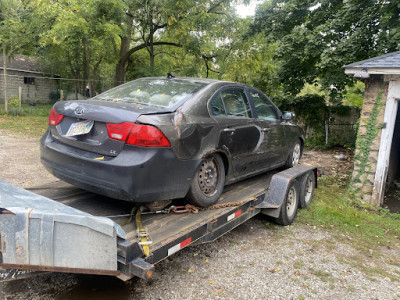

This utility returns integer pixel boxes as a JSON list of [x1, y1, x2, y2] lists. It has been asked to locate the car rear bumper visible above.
[[40, 130, 200, 203]]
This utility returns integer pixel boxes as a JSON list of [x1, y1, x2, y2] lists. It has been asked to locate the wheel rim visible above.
[[304, 176, 313, 205], [286, 186, 297, 218], [292, 143, 301, 166], [198, 157, 219, 197]]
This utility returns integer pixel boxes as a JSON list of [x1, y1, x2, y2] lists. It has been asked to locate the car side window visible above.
[[249, 90, 280, 121], [210, 94, 226, 117], [220, 89, 252, 118]]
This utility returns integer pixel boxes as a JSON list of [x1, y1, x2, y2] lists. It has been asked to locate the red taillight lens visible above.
[[48, 108, 64, 125], [126, 124, 171, 147], [106, 122, 170, 147], [106, 122, 134, 141]]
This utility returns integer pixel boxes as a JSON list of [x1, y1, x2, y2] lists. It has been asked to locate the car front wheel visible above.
[[186, 154, 225, 207]]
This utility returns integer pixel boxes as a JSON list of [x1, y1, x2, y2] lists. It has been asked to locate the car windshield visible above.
[[93, 79, 208, 108]]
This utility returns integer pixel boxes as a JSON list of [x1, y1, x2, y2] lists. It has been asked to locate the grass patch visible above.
[[0, 104, 51, 137], [296, 175, 400, 251]]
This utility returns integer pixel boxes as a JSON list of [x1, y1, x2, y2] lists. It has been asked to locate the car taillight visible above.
[[126, 124, 171, 147], [48, 108, 64, 125], [106, 122, 171, 147], [106, 122, 133, 141]]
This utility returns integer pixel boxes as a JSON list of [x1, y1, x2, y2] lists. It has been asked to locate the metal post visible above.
[[325, 120, 329, 145], [18, 86, 22, 108], [3, 45, 7, 113]]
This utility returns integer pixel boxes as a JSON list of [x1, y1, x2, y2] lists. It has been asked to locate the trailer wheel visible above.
[[299, 171, 315, 208], [284, 140, 301, 168], [186, 154, 225, 207], [275, 180, 299, 226]]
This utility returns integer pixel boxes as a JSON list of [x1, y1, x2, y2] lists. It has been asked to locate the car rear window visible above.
[[93, 79, 208, 108]]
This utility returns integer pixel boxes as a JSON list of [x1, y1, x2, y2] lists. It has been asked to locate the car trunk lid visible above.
[[50, 100, 168, 157]]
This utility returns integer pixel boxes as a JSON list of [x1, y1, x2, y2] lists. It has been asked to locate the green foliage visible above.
[[342, 81, 365, 108], [8, 95, 19, 108], [251, 0, 400, 102], [349, 90, 384, 193]]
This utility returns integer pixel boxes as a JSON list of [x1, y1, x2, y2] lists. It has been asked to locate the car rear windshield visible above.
[[93, 79, 208, 108]]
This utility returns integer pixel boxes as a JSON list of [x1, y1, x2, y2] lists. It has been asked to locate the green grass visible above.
[[296, 175, 400, 251], [0, 104, 52, 137]]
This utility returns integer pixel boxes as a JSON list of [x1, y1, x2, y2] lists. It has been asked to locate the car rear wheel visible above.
[[186, 154, 225, 207], [275, 180, 299, 226], [285, 140, 301, 168]]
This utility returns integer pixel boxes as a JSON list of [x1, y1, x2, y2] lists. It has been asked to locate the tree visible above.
[[0, 0, 37, 112], [31, 0, 123, 95], [114, 0, 236, 85], [251, 0, 400, 100]]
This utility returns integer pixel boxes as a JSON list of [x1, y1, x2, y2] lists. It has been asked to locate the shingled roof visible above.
[[345, 51, 400, 76], [0, 55, 43, 73]]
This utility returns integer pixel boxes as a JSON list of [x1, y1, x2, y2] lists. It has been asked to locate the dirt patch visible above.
[[0, 130, 57, 188], [301, 148, 354, 177]]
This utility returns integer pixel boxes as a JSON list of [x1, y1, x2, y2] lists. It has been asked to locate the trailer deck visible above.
[[0, 165, 316, 281]]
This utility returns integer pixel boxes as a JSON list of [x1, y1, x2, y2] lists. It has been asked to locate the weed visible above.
[[347, 285, 356, 293], [293, 260, 305, 269], [311, 269, 334, 283]]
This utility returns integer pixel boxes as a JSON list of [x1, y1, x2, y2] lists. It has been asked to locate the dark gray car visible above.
[[40, 77, 304, 207]]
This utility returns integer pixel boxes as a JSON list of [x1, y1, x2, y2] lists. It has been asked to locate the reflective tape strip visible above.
[[227, 209, 242, 222], [168, 237, 192, 256]]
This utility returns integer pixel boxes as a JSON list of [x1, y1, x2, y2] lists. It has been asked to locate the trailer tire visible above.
[[186, 154, 225, 207], [275, 180, 299, 226], [284, 140, 301, 168], [299, 171, 315, 208]]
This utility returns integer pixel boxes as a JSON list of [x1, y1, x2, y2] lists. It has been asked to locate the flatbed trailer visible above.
[[0, 165, 316, 281]]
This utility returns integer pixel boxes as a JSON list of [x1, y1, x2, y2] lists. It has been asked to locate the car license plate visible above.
[[66, 120, 94, 136]]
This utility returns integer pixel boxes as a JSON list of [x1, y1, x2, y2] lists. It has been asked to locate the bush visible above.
[[8, 95, 20, 108]]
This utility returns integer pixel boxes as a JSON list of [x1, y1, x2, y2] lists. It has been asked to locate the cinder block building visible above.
[[0, 55, 58, 104]]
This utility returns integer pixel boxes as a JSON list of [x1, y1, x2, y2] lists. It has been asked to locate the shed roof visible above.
[[0, 55, 43, 74], [345, 51, 400, 76]]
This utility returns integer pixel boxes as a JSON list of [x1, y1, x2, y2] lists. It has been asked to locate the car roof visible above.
[[137, 76, 233, 85]]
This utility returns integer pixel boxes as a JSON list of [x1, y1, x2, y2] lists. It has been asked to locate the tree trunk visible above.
[[149, 27, 155, 75], [114, 14, 133, 86], [3, 45, 8, 113], [82, 42, 90, 95]]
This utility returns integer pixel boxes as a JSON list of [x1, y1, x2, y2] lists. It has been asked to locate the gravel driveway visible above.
[[0, 131, 399, 299]]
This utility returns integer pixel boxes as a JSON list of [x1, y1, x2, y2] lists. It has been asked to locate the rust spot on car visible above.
[[173, 109, 184, 139]]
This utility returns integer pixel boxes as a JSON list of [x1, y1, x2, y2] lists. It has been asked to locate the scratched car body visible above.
[[40, 77, 304, 207]]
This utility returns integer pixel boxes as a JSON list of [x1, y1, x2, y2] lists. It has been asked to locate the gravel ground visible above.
[[0, 131, 399, 299]]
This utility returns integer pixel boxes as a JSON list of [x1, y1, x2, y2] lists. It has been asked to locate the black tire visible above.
[[285, 140, 302, 168], [299, 171, 315, 209], [186, 154, 225, 207], [275, 180, 300, 226]]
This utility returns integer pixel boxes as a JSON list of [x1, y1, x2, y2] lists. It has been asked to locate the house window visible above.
[[24, 77, 35, 85]]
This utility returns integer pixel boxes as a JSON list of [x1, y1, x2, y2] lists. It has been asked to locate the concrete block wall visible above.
[[351, 76, 388, 203], [0, 70, 58, 104]]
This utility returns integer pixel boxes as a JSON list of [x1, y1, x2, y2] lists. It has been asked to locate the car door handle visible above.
[[223, 128, 236, 133], [262, 128, 271, 132]]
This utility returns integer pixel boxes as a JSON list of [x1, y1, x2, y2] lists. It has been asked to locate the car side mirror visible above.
[[282, 111, 295, 121]]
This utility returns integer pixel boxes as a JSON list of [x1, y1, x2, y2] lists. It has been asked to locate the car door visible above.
[[247, 88, 287, 169], [209, 87, 262, 178]]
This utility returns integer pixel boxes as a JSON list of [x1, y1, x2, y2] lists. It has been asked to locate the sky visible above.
[[235, 0, 262, 18]]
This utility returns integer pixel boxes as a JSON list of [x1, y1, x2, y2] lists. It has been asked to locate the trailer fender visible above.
[[257, 165, 317, 218]]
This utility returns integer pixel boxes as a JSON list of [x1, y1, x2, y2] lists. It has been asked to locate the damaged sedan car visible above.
[[41, 77, 304, 207]]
